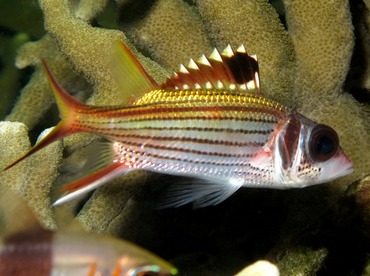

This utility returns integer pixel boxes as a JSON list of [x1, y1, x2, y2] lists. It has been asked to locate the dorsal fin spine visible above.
[[209, 48, 223, 62], [161, 44, 261, 94], [188, 59, 199, 70], [179, 64, 189, 74], [222, 44, 234, 57], [197, 55, 211, 66], [237, 44, 247, 53]]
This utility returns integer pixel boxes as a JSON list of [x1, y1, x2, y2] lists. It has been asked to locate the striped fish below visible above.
[[0, 186, 177, 275], [3, 42, 353, 207]]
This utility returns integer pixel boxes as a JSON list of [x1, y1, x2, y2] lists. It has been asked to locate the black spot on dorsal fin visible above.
[[161, 44, 260, 94]]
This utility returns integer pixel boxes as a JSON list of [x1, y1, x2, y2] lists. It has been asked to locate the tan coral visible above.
[[6, 0, 113, 129], [6, 36, 86, 130], [0, 122, 30, 185], [0, 122, 62, 229], [121, 0, 213, 72], [38, 0, 168, 105], [196, 0, 297, 105], [283, 0, 370, 188], [74, 0, 109, 21], [19, 127, 63, 229], [283, 0, 354, 100]]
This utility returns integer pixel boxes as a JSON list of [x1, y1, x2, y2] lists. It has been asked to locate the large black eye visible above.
[[309, 124, 339, 162]]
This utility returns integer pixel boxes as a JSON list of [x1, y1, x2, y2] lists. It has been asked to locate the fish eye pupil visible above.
[[316, 135, 334, 155], [309, 124, 339, 162]]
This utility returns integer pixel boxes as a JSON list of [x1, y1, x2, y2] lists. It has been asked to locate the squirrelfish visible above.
[[4, 42, 353, 207], [0, 186, 177, 275]]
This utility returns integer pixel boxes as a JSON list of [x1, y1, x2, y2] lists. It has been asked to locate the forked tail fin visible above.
[[3, 60, 86, 171]]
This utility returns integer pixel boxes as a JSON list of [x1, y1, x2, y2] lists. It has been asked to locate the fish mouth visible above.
[[336, 165, 354, 178], [340, 150, 354, 175], [328, 149, 354, 179]]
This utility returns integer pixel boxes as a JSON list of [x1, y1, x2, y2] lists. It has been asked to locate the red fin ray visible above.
[[3, 61, 85, 171], [161, 44, 260, 93], [3, 123, 74, 171], [41, 60, 86, 119], [53, 162, 128, 206], [60, 162, 124, 193]]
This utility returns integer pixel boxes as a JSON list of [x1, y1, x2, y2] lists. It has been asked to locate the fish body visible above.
[[68, 90, 287, 185], [4, 42, 353, 207], [0, 188, 176, 276], [0, 228, 176, 275]]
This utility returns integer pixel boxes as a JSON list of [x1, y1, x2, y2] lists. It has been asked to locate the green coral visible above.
[[0, 0, 370, 275]]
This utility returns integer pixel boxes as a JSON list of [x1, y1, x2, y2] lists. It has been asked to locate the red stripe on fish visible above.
[[0, 227, 53, 275]]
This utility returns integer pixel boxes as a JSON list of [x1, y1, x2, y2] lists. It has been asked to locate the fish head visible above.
[[271, 113, 353, 187]]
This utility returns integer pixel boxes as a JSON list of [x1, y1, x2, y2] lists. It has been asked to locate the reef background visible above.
[[0, 0, 370, 275]]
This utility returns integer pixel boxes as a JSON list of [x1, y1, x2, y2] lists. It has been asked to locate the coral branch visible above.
[[196, 0, 296, 104]]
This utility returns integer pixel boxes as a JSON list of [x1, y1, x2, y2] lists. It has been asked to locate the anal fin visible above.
[[157, 177, 243, 208]]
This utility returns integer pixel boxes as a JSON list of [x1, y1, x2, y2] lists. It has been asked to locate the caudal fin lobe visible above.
[[3, 60, 86, 171]]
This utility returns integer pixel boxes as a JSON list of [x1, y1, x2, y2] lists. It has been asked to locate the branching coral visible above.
[[0, 122, 62, 229], [120, 0, 213, 72], [1, 0, 370, 274], [39, 0, 168, 105], [6, 36, 87, 130], [196, 0, 297, 105]]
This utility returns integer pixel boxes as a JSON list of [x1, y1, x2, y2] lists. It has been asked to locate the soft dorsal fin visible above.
[[161, 44, 260, 93], [110, 41, 159, 103]]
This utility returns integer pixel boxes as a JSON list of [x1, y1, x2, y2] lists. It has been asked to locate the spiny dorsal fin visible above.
[[161, 44, 260, 93]]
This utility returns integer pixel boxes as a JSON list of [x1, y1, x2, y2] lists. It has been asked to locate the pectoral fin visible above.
[[53, 142, 130, 206]]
